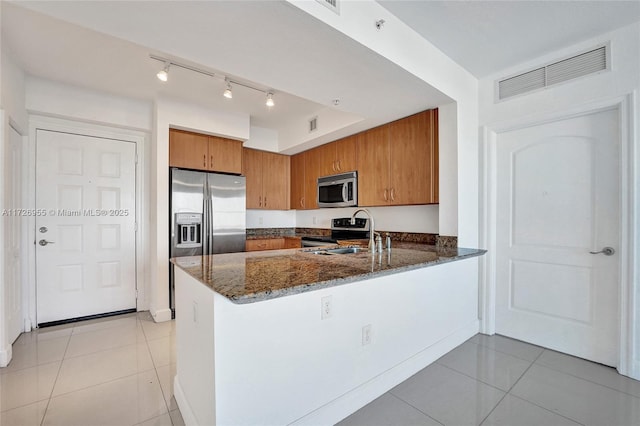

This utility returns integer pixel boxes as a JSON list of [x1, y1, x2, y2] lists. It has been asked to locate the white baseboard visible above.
[[174, 376, 198, 426], [0, 344, 13, 368], [291, 319, 480, 426], [151, 308, 173, 323]]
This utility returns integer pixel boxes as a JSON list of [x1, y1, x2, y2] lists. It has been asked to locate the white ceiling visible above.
[[2, 1, 639, 151], [379, 0, 640, 78]]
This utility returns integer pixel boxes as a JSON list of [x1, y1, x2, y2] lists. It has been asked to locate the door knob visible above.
[[39, 226, 48, 233], [39, 239, 55, 246], [589, 247, 615, 256]]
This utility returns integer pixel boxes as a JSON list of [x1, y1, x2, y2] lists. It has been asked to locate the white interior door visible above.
[[35, 130, 137, 325], [495, 108, 620, 366], [5, 125, 24, 343]]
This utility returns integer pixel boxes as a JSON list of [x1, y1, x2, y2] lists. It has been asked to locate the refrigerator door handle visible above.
[[202, 198, 209, 255]]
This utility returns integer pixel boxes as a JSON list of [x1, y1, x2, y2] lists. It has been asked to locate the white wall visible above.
[[246, 209, 296, 228], [175, 257, 480, 425], [245, 125, 279, 152], [150, 97, 251, 321], [0, 47, 27, 366], [478, 22, 640, 379], [437, 102, 458, 236], [279, 105, 364, 153], [288, 0, 477, 247], [26, 77, 151, 131], [296, 205, 439, 234]]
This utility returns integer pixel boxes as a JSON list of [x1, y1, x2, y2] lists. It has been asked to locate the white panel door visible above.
[[5, 126, 24, 343], [35, 130, 136, 324], [496, 108, 619, 366]]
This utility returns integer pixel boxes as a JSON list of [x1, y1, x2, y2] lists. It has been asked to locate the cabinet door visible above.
[[430, 109, 439, 204], [283, 237, 302, 249], [169, 129, 208, 170], [209, 136, 243, 174], [262, 152, 290, 210], [304, 150, 321, 210], [308, 144, 335, 178], [243, 148, 263, 209], [357, 126, 390, 206], [389, 111, 430, 205], [290, 152, 306, 209], [334, 135, 357, 173]]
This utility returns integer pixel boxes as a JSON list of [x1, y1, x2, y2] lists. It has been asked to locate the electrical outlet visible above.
[[192, 301, 198, 324], [258, 216, 263, 225], [321, 296, 332, 320], [362, 324, 372, 345]]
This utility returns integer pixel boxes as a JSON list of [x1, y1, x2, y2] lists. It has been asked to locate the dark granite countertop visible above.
[[172, 243, 486, 304]]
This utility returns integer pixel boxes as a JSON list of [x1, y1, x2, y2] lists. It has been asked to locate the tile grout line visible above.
[[533, 356, 640, 400], [470, 336, 544, 363], [40, 322, 75, 426], [499, 349, 586, 426], [474, 348, 545, 426], [386, 391, 445, 426]]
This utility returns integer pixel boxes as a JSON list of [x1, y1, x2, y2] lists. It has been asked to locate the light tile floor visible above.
[[339, 334, 640, 426], [2, 313, 639, 426], [0, 312, 182, 426]]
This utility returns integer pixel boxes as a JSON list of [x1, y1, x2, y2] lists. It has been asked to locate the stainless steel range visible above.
[[301, 217, 370, 247]]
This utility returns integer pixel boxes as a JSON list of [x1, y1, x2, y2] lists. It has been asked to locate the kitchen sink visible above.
[[309, 247, 365, 255]]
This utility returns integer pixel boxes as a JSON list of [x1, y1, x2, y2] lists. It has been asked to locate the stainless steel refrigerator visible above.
[[169, 168, 246, 315]]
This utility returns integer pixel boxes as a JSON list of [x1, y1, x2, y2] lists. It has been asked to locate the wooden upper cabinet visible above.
[[303, 150, 321, 210], [290, 152, 306, 209], [306, 136, 358, 179], [169, 129, 243, 174], [243, 148, 290, 210], [357, 109, 439, 206], [262, 151, 290, 210], [243, 147, 263, 209], [208, 136, 243, 174], [357, 126, 390, 206], [169, 129, 209, 170], [334, 135, 357, 173]]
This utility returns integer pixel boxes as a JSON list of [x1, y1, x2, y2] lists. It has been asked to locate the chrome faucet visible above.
[[351, 208, 380, 253]]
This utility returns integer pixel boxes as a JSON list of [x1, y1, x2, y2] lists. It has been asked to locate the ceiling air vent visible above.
[[309, 117, 318, 133], [316, 0, 340, 14], [497, 45, 608, 101]]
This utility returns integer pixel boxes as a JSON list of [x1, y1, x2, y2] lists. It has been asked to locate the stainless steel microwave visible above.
[[317, 171, 357, 208]]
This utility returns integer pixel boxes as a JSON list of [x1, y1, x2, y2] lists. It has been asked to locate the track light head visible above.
[[266, 92, 274, 107], [157, 62, 170, 82], [223, 80, 233, 99]]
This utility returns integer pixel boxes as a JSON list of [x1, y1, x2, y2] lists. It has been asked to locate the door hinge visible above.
[[135, 153, 139, 164], [134, 222, 138, 232], [135, 289, 138, 300]]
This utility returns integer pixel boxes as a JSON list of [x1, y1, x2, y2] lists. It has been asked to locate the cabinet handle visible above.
[[390, 188, 396, 202], [264, 196, 267, 207], [300, 197, 304, 208], [203, 154, 206, 168], [210, 155, 214, 169], [383, 188, 388, 201], [332, 161, 336, 172], [337, 160, 341, 171], [259, 196, 262, 207]]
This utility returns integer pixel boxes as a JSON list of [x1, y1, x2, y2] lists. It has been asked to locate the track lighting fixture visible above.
[[223, 80, 233, 99], [150, 55, 276, 108], [157, 62, 170, 82]]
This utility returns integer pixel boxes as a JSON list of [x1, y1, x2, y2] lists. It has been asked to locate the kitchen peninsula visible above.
[[172, 244, 485, 425]]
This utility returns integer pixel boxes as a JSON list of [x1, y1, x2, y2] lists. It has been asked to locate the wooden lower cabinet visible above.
[[245, 237, 301, 252], [283, 236, 302, 249]]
